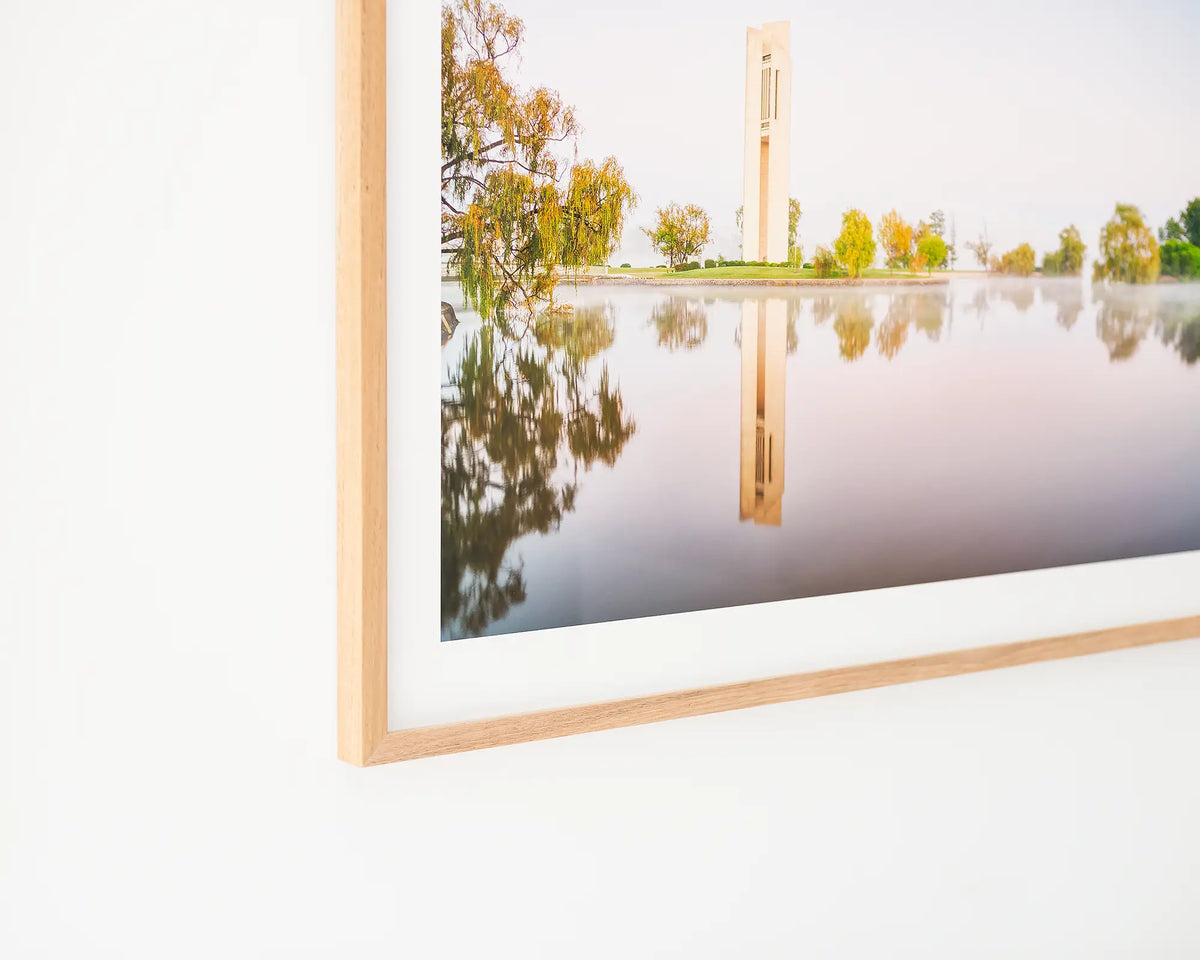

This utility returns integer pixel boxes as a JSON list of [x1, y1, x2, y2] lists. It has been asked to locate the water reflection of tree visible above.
[[1037, 281, 1086, 331], [648, 297, 709, 351], [972, 278, 1091, 330], [442, 315, 635, 637], [785, 298, 802, 353], [833, 297, 874, 362], [875, 296, 911, 360], [995, 281, 1035, 314], [870, 291, 946, 360], [1156, 301, 1200, 366], [913, 293, 946, 341], [875, 313, 909, 360], [812, 295, 836, 327], [534, 303, 615, 361], [967, 285, 992, 325], [1094, 288, 1156, 362]]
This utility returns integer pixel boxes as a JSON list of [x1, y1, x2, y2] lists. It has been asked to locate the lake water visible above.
[[440, 278, 1200, 641]]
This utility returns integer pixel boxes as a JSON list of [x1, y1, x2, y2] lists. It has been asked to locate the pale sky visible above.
[[497, 0, 1200, 267]]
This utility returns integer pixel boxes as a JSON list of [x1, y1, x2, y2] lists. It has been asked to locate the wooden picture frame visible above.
[[335, 0, 1199, 766]]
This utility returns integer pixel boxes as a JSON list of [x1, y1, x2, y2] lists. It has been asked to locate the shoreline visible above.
[[574, 274, 951, 288]]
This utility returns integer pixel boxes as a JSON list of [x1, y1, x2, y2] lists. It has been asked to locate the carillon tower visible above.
[[742, 21, 792, 264]]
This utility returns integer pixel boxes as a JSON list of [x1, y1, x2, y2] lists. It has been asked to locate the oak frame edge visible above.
[[364, 616, 1200, 766], [337, 0, 388, 767]]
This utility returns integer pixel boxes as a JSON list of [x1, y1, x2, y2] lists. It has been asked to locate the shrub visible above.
[[674, 261, 701, 272], [704, 259, 717, 270], [813, 246, 837, 279], [994, 243, 1036, 277], [802, 262, 812, 270], [619, 262, 632, 269], [1161, 240, 1200, 280]]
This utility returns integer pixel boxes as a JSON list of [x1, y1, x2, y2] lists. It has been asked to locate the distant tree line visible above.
[[633, 197, 1200, 288], [876, 210, 950, 275], [445, 0, 1200, 329], [963, 199, 1200, 284], [633, 197, 1200, 289]]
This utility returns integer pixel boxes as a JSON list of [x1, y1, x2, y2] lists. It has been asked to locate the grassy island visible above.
[[608, 265, 933, 281], [580, 265, 953, 286]]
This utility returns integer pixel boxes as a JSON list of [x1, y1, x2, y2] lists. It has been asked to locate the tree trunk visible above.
[[441, 302, 459, 346]]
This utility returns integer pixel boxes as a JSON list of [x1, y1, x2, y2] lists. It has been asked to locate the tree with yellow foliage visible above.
[[834, 209, 876, 279], [643, 203, 711, 269], [996, 243, 1037, 277], [443, 0, 636, 324], [1093, 204, 1160, 284], [877, 210, 914, 274]]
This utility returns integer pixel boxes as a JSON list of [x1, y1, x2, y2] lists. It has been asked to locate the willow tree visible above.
[[1093, 204, 1159, 284], [1043, 225, 1086, 276], [442, 0, 636, 325]]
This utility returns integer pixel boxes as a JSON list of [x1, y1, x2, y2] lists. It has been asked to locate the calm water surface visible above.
[[441, 278, 1200, 641]]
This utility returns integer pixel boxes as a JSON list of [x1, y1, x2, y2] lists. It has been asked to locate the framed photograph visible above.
[[337, 0, 1200, 766]]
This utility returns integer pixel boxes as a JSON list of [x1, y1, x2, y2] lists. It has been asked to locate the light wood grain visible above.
[[365, 616, 1200, 764], [336, 0, 388, 766]]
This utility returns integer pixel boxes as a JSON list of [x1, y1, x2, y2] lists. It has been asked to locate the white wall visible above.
[[2, 3, 1199, 957]]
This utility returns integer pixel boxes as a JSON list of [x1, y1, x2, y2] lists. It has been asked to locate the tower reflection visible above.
[[740, 298, 788, 526]]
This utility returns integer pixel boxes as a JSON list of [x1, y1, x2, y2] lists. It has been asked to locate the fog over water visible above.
[[440, 279, 1200, 640]]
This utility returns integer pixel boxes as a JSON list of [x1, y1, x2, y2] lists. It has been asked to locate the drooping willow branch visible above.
[[441, 0, 636, 325]]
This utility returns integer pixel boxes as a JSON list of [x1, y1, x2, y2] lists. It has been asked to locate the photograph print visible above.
[[439, 0, 1200, 641]]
